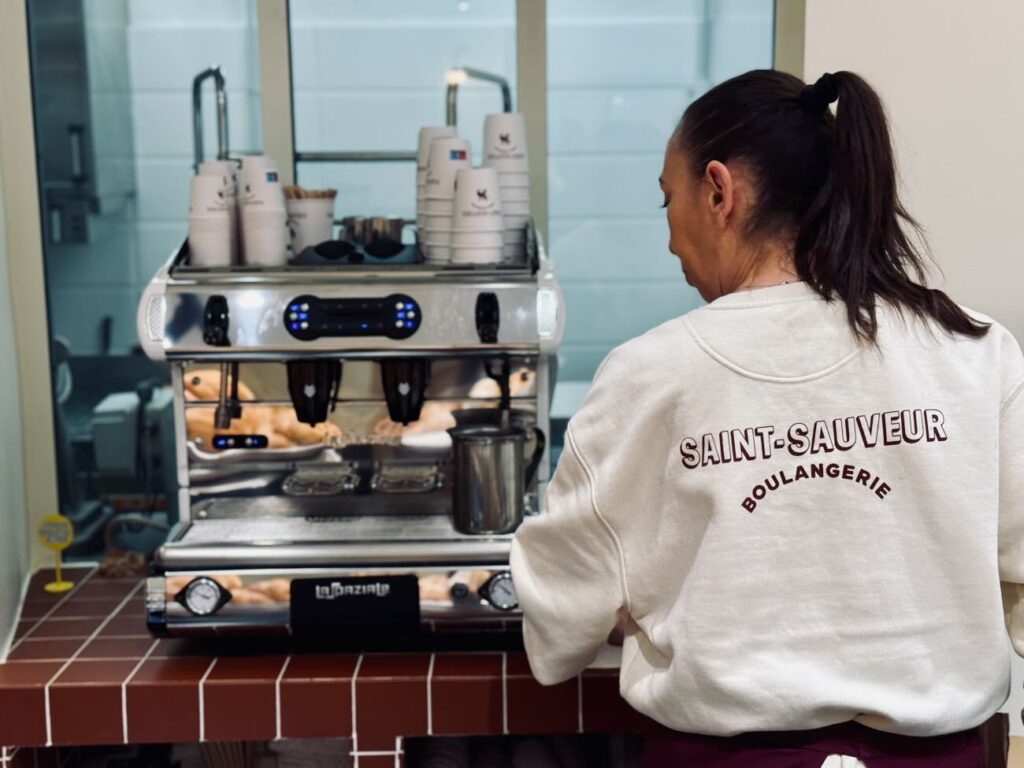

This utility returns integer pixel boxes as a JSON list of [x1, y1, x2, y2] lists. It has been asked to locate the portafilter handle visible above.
[[380, 358, 430, 426]]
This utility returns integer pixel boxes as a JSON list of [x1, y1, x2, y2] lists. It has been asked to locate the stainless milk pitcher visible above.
[[447, 423, 545, 535]]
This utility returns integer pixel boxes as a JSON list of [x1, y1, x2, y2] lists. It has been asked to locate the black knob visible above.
[[475, 292, 500, 344], [203, 295, 230, 346]]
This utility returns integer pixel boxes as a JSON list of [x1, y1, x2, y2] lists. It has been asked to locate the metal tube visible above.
[[192, 66, 229, 170], [294, 151, 417, 163], [460, 66, 513, 112], [446, 82, 459, 126]]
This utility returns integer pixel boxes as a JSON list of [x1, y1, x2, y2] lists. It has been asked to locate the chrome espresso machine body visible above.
[[136, 230, 563, 641]]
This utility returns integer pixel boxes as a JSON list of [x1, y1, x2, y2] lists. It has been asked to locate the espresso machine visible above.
[[135, 224, 563, 643]]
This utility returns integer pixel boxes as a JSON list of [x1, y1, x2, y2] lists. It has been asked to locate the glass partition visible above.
[[26, 0, 262, 559], [547, 0, 774, 388]]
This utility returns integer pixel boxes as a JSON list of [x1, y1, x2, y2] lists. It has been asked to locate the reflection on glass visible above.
[[26, 0, 262, 560], [288, 1, 517, 218]]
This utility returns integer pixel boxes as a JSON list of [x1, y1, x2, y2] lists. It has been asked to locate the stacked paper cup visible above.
[[422, 137, 471, 263], [415, 126, 457, 246], [451, 167, 504, 265], [196, 160, 240, 263], [237, 155, 289, 267], [188, 175, 234, 267], [482, 113, 530, 262]]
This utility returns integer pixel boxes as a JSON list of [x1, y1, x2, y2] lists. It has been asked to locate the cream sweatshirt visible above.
[[510, 281, 1024, 737]]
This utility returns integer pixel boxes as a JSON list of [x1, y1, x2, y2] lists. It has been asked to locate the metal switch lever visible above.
[[476, 292, 500, 344], [203, 295, 230, 347]]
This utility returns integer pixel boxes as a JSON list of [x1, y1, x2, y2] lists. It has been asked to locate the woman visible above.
[[510, 70, 1024, 767]]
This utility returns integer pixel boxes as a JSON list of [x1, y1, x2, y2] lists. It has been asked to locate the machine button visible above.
[[203, 295, 230, 347]]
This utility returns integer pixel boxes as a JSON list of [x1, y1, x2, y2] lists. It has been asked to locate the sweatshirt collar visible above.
[[707, 281, 821, 309]]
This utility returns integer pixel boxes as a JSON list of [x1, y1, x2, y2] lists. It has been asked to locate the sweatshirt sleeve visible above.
[[999, 380, 1024, 656], [509, 425, 628, 685]]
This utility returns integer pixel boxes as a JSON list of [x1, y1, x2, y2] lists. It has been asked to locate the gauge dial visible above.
[[481, 572, 518, 611], [182, 577, 226, 616]]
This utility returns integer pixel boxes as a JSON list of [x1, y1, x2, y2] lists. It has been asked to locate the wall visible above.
[[44, 0, 263, 356], [803, 0, 1024, 341], [0, 66, 31, 655], [547, 0, 773, 380], [801, 0, 1024, 736]]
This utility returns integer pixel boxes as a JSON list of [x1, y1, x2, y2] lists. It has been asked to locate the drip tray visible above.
[[178, 513, 475, 546]]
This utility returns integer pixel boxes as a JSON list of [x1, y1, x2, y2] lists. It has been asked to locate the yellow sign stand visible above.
[[37, 515, 74, 593]]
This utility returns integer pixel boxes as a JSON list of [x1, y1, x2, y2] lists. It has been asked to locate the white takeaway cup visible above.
[[483, 113, 528, 172], [499, 185, 530, 203], [503, 200, 530, 217], [242, 208, 289, 266], [237, 154, 279, 183], [423, 198, 455, 215], [424, 229, 452, 246], [189, 175, 232, 217], [286, 197, 336, 254], [423, 243, 452, 262], [240, 175, 286, 211], [452, 167, 504, 231], [497, 170, 530, 188], [452, 229, 505, 248], [425, 138, 471, 200], [188, 216, 232, 268], [417, 126, 458, 172], [451, 245, 502, 265], [425, 213, 453, 230], [197, 161, 240, 261]]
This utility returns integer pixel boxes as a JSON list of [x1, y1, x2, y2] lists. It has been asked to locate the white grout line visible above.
[[394, 736, 403, 768], [11, 566, 100, 651], [425, 653, 435, 736], [501, 652, 509, 735], [197, 657, 219, 743], [42, 580, 142, 746], [576, 675, 584, 733], [351, 751, 399, 757], [274, 654, 292, 741], [120, 639, 160, 744], [350, 654, 364, 768]]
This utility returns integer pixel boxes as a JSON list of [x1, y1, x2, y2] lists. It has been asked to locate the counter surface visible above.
[[0, 566, 660, 766]]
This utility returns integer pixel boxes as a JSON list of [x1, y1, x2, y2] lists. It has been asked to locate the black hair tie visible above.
[[800, 73, 839, 115]]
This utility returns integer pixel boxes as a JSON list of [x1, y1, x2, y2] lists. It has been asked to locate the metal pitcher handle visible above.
[[525, 427, 546, 489]]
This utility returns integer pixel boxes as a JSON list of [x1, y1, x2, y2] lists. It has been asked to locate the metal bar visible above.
[[461, 66, 514, 111], [295, 151, 417, 163], [154, 540, 513, 570], [516, 0, 549, 245], [191, 67, 228, 170]]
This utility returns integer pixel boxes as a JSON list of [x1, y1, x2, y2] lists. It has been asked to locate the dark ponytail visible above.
[[676, 70, 989, 342]]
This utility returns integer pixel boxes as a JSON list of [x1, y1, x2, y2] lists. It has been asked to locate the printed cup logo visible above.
[[265, 171, 279, 182], [491, 131, 520, 156], [471, 188, 495, 210], [448, 149, 467, 161], [315, 581, 392, 600]]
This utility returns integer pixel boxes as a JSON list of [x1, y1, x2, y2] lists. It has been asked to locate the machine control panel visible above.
[[284, 293, 422, 341]]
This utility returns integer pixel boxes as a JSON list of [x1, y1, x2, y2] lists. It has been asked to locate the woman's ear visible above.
[[704, 160, 735, 228]]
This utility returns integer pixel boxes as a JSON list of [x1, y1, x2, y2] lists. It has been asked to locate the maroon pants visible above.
[[640, 721, 987, 767]]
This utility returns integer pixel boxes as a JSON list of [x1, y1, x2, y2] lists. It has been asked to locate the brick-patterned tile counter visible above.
[[0, 567, 661, 765]]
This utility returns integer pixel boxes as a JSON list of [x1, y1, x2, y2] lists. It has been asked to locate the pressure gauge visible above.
[[480, 572, 518, 611], [178, 577, 229, 616]]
